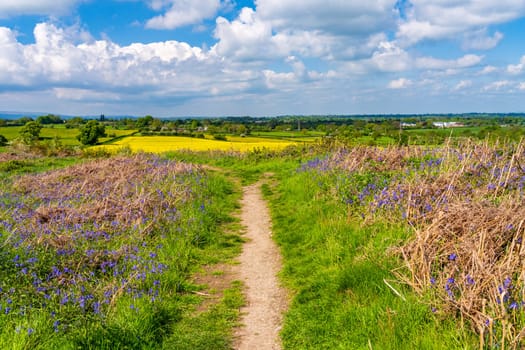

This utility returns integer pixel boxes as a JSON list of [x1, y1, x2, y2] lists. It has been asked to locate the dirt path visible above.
[[235, 182, 287, 350]]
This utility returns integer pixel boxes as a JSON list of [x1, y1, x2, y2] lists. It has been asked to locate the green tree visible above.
[[136, 115, 154, 130], [77, 120, 106, 145], [36, 114, 63, 124], [0, 134, 7, 146], [17, 116, 33, 125], [19, 121, 42, 144], [65, 117, 84, 129]]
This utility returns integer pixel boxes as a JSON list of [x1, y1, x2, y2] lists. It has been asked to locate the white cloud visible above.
[[53, 87, 122, 101], [212, 1, 402, 62], [0, 0, 82, 18], [416, 54, 483, 70], [256, 0, 397, 35], [388, 78, 412, 89], [397, 0, 525, 46], [213, 8, 276, 59], [479, 65, 498, 74], [507, 56, 525, 75], [462, 30, 504, 50], [519, 82, 525, 90], [454, 80, 472, 90], [483, 80, 511, 91], [0, 22, 214, 90], [370, 41, 411, 72], [146, 0, 221, 29], [0, 20, 339, 114]]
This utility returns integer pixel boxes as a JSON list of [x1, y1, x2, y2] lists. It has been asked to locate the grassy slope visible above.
[[0, 155, 245, 350], [265, 170, 477, 349]]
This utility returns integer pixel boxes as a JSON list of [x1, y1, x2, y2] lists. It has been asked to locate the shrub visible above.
[[77, 120, 106, 145]]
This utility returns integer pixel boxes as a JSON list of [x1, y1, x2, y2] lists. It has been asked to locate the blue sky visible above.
[[0, 0, 524, 117]]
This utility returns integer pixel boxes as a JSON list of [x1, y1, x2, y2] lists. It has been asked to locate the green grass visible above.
[[0, 126, 136, 146], [266, 170, 477, 349], [0, 157, 81, 179], [251, 131, 325, 141]]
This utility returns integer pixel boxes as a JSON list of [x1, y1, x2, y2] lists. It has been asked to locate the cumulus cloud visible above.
[[0, 20, 339, 114], [213, 8, 276, 59], [146, 0, 221, 29], [362, 41, 482, 73], [212, 1, 402, 62], [0, 0, 82, 18], [370, 41, 411, 72], [0, 22, 214, 92], [388, 78, 412, 89], [397, 0, 525, 45], [507, 56, 525, 75]]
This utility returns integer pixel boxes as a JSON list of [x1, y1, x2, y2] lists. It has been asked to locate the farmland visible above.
[[1, 115, 525, 349], [0, 126, 136, 146], [99, 135, 300, 153]]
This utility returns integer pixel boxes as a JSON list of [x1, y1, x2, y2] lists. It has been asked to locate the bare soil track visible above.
[[234, 182, 287, 350]]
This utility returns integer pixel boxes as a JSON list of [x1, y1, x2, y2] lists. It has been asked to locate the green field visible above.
[[0, 125, 136, 146], [251, 130, 324, 141]]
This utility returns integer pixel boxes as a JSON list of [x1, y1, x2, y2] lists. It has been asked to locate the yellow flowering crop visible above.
[[95, 136, 297, 153]]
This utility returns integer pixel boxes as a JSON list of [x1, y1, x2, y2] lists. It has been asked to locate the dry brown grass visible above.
[[11, 154, 202, 247], [393, 141, 525, 349], [323, 139, 525, 348]]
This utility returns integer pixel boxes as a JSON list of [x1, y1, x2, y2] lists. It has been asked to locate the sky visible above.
[[0, 1, 525, 117]]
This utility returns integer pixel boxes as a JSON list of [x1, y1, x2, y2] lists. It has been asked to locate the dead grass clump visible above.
[[397, 198, 525, 348], [326, 146, 427, 173], [0, 150, 38, 162], [318, 140, 525, 347], [12, 154, 202, 243]]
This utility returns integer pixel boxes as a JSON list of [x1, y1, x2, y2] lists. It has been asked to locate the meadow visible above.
[[0, 125, 136, 146], [0, 154, 243, 349], [1, 121, 525, 348], [169, 139, 525, 349]]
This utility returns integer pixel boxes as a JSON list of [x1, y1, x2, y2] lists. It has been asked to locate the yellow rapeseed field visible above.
[[96, 136, 297, 153]]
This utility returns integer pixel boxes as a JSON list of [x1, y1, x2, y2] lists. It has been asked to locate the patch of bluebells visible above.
[[301, 145, 525, 225], [300, 145, 525, 339], [0, 155, 209, 334]]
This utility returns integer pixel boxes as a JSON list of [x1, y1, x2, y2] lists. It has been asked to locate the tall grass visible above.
[[301, 139, 525, 349]]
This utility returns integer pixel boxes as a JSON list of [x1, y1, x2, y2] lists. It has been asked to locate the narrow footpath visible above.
[[234, 182, 287, 350]]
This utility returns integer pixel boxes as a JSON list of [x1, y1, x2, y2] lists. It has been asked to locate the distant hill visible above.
[[0, 112, 138, 120]]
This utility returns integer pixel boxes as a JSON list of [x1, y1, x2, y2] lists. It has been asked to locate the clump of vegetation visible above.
[[77, 120, 106, 145], [18, 121, 42, 145], [303, 140, 525, 348], [0, 134, 7, 146]]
